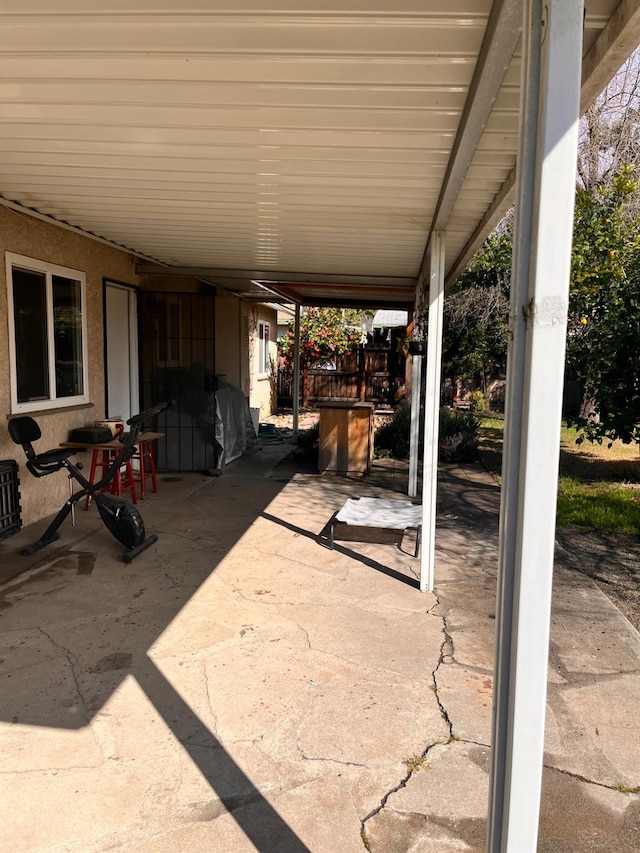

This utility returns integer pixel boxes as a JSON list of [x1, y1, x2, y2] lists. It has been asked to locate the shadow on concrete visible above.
[[262, 510, 420, 589], [436, 463, 501, 532], [0, 452, 311, 851], [139, 657, 311, 852]]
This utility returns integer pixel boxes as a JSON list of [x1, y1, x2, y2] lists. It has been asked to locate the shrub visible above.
[[438, 408, 480, 462], [374, 403, 480, 463], [374, 401, 412, 459], [468, 390, 487, 412]]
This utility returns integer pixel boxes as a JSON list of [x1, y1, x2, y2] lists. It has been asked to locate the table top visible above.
[[316, 401, 375, 410], [60, 431, 164, 450]]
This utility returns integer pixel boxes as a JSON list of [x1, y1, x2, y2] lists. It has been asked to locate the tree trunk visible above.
[[579, 392, 599, 421]]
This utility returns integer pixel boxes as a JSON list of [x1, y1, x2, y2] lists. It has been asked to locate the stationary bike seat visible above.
[[27, 447, 78, 478]]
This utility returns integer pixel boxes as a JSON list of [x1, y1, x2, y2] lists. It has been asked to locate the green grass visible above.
[[478, 416, 640, 534], [556, 477, 640, 533], [477, 417, 504, 479]]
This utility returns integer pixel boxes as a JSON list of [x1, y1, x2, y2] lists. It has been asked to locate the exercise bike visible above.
[[8, 402, 169, 563]]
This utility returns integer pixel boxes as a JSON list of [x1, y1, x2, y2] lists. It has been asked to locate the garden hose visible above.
[[258, 424, 288, 444]]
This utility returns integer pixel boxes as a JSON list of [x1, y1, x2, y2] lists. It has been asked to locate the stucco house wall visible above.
[[2, 208, 260, 531], [0, 207, 141, 526], [245, 303, 278, 419], [214, 290, 242, 389]]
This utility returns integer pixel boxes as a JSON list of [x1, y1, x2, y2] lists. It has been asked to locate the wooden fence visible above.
[[278, 346, 406, 406]]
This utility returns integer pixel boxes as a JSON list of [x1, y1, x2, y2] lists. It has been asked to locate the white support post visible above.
[[419, 231, 445, 593], [409, 281, 426, 498], [292, 303, 301, 440], [487, 2, 583, 852], [408, 351, 422, 498]]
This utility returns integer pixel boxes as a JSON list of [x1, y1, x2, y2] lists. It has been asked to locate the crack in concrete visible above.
[[543, 762, 640, 795], [458, 737, 491, 749], [359, 736, 447, 846], [36, 627, 90, 724], [275, 606, 312, 651], [431, 609, 454, 739], [360, 592, 455, 849], [0, 762, 104, 776], [298, 747, 368, 768], [276, 603, 442, 682], [201, 660, 220, 737]]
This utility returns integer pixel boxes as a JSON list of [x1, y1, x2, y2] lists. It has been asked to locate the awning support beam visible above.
[[292, 304, 301, 440], [408, 351, 422, 498], [430, 0, 521, 233], [419, 230, 445, 593], [487, 2, 584, 850], [135, 264, 415, 289]]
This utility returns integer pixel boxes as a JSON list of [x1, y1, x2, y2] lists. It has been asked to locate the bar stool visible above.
[[84, 448, 138, 510], [131, 438, 158, 499]]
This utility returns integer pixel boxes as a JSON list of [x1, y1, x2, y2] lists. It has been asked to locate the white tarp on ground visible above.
[[336, 498, 421, 530]]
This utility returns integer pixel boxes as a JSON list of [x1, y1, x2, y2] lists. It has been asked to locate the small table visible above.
[[328, 497, 422, 557], [61, 432, 164, 508]]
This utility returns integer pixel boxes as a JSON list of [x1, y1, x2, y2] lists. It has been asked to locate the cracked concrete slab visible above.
[[435, 665, 493, 745], [390, 740, 491, 820], [1, 452, 639, 851]]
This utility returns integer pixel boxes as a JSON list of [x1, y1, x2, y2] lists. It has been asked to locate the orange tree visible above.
[[278, 307, 361, 405]]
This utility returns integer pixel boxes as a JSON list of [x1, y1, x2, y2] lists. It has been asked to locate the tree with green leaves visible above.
[[567, 167, 640, 445], [278, 307, 362, 405], [443, 231, 511, 400]]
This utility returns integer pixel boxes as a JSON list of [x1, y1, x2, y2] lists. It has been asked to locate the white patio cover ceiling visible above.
[[1, 1, 638, 306]]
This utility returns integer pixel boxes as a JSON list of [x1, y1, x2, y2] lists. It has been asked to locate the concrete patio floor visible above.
[[1, 440, 639, 852]]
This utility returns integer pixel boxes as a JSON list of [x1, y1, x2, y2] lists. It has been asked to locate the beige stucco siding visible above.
[[215, 290, 242, 388], [247, 304, 278, 419], [1, 207, 138, 526]]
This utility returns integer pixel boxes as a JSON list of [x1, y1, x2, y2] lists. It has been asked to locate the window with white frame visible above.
[[6, 253, 88, 413], [258, 321, 270, 376]]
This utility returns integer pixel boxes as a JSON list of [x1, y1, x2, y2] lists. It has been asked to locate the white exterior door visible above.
[[105, 282, 139, 422]]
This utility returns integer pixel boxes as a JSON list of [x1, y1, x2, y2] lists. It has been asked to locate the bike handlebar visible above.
[[126, 400, 171, 429], [85, 401, 171, 494]]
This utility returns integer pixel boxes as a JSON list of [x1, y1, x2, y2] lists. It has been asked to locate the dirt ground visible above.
[[556, 526, 640, 634]]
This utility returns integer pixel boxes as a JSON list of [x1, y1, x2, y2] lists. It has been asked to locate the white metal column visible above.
[[408, 351, 422, 498], [292, 303, 301, 440], [419, 231, 445, 593], [487, 2, 584, 851]]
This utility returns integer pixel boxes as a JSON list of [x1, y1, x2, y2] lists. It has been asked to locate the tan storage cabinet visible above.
[[317, 401, 374, 474]]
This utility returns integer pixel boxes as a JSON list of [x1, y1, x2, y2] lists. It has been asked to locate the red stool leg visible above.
[[102, 451, 112, 493], [134, 444, 145, 500], [146, 441, 158, 493]]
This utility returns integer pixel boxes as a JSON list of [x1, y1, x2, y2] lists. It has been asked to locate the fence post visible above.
[[358, 346, 366, 401]]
